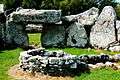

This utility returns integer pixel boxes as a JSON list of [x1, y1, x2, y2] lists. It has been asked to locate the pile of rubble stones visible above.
[[19, 48, 120, 75]]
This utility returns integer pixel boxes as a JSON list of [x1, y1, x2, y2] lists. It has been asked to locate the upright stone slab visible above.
[[41, 24, 65, 47], [11, 9, 61, 23], [90, 6, 116, 48], [26, 24, 43, 33], [67, 22, 88, 47], [62, 7, 99, 25], [0, 4, 6, 48], [116, 20, 120, 41], [6, 21, 28, 47]]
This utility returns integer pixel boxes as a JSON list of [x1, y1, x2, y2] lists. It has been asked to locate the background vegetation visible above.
[[0, 0, 118, 16]]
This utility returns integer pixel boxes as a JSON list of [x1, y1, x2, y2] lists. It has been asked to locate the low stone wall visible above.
[[19, 48, 89, 75], [19, 48, 120, 75]]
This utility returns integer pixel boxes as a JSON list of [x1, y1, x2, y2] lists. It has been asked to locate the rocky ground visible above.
[[8, 65, 74, 80]]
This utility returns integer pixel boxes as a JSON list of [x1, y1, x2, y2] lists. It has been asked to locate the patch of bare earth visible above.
[[8, 65, 74, 80]]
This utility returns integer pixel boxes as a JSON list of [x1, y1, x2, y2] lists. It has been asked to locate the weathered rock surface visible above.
[[0, 4, 4, 13], [90, 6, 116, 48], [116, 20, 120, 41], [10, 9, 61, 23], [26, 24, 43, 33], [67, 22, 88, 47], [63, 7, 99, 25], [106, 41, 120, 52], [41, 24, 65, 47], [6, 21, 28, 47]]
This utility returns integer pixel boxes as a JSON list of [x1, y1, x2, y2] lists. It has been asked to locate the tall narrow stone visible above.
[[41, 24, 65, 48], [11, 9, 61, 23], [6, 21, 29, 47], [90, 6, 116, 48]]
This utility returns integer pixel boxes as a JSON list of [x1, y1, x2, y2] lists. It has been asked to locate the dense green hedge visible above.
[[0, 0, 117, 15]]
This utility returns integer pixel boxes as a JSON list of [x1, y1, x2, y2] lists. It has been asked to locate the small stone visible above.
[[88, 64, 97, 69], [96, 63, 105, 68], [105, 62, 114, 67]]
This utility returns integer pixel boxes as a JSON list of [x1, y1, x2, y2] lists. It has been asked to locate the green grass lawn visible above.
[[28, 33, 41, 46], [1, 33, 120, 80]]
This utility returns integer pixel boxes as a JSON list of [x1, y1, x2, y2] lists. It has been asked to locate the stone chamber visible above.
[[1, 4, 120, 77], [0, 5, 120, 52]]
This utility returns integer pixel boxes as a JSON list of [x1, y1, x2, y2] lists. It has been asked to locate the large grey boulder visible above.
[[6, 21, 29, 47], [10, 9, 61, 23], [67, 22, 88, 47], [90, 6, 116, 48], [63, 7, 99, 25], [41, 24, 65, 47]]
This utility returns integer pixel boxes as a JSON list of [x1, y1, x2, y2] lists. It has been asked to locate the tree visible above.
[[0, 0, 117, 15], [2, 0, 22, 10], [115, 4, 120, 19]]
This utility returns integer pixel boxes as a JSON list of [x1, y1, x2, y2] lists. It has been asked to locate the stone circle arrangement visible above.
[[19, 48, 120, 76]]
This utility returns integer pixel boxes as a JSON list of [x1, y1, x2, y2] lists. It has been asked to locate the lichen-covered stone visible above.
[[10, 9, 61, 23], [6, 21, 29, 47], [67, 22, 88, 47], [116, 20, 120, 41], [41, 24, 65, 48], [0, 23, 5, 48], [26, 24, 43, 33], [0, 4, 4, 14], [62, 7, 99, 25], [90, 6, 116, 48]]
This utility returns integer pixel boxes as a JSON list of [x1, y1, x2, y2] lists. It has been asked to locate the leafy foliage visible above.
[[115, 4, 120, 19], [0, 0, 117, 15]]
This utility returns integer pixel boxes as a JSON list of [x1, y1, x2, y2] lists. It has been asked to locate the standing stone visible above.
[[90, 6, 116, 48], [116, 20, 120, 41], [6, 21, 28, 47], [41, 24, 65, 47], [26, 24, 43, 33], [0, 4, 6, 49], [67, 22, 88, 47]]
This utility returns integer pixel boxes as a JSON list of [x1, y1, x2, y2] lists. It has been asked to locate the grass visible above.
[[0, 48, 23, 80], [0, 33, 120, 80], [48, 48, 120, 55]]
